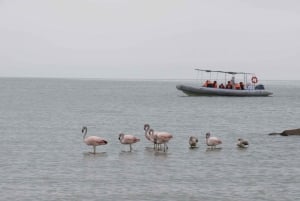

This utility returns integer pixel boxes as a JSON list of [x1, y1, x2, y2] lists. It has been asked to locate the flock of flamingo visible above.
[[82, 124, 249, 154]]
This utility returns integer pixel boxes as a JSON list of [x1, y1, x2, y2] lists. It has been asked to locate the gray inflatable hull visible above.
[[176, 85, 273, 97]]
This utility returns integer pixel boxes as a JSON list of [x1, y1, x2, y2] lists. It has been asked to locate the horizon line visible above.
[[0, 76, 299, 82]]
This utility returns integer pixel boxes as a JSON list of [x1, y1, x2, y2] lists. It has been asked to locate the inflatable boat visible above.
[[176, 69, 273, 97]]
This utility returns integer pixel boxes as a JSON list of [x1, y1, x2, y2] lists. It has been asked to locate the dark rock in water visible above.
[[281, 128, 300, 136], [269, 128, 300, 136], [268, 132, 280, 136]]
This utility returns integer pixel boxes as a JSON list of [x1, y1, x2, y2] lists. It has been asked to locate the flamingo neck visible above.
[[119, 134, 124, 141], [145, 128, 150, 138], [83, 128, 87, 140]]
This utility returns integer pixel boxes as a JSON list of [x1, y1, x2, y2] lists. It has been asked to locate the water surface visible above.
[[0, 78, 299, 200]]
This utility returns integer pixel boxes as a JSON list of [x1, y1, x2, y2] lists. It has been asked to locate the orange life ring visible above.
[[251, 76, 258, 84]]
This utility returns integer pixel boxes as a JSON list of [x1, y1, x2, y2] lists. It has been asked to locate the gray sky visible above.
[[0, 0, 299, 80]]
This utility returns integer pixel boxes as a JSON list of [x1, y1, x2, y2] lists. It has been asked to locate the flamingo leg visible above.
[[93, 146, 96, 154], [130, 144, 132, 152]]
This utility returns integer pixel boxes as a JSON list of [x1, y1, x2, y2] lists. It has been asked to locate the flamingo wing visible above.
[[207, 137, 222, 146], [85, 136, 107, 146], [156, 132, 173, 141], [122, 135, 140, 144]]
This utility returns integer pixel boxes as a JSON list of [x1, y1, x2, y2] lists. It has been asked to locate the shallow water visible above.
[[0, 78, 299, 200]]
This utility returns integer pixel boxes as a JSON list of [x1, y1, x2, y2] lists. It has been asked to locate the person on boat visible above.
[[235, 83, 241, 90], [207, 80, 213, 88], [240, 82, 245, 90], [213, 81, 217, 88], [226, 81, 233, 89], [219, 83, 225, 89], [203, 80, 209, 87], [246, 82, 254, 90]]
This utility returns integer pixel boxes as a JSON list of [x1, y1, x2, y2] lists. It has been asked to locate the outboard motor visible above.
[[255, 84, 265, 90]]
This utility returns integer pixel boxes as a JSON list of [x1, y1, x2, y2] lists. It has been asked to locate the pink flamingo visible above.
[[149, 128, 173, 152], [144, 124, 157, 149], [82, 126, 108, 154], [144, 124, 152, 142], [118, 133, 140, 151], [205, 132, 222, 149]]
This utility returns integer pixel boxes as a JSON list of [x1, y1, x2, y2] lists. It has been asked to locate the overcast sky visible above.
[[0, 0, 299, 80]]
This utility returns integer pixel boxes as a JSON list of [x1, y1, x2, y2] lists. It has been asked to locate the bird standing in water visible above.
[[237, 138, 249, 148], [205, 132, 222, 149], [189, 136, 198, 148], [82, 126, 108, 154], [118, 133, 140, 152], [149, 128, 173, 152], [144, 124, 156, 149]]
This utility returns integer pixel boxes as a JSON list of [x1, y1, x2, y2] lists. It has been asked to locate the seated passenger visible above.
[[246, 82, 254, 90], [213, 81, 217, 88], [219, 83, 225, 89], [207, 80, 213, 88], [235, 83, 241, 90], [203, 80, 209, 87], [240, 82, 244, 90], [225, 81, 232, 89]]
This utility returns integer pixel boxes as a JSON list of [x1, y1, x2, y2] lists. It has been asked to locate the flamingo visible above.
[[205, 132, 222, 149], [82, 126, 108, 154], [144, 124, 153, 142], [149, 128, 173, 152], [144, 124, 157, 149], [118, 133, 140, 151], [237, 138, 249, 148], [189, 136, 198, 148]]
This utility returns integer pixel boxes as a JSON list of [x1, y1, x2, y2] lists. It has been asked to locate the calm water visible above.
[[0, 78, 299, 201]]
